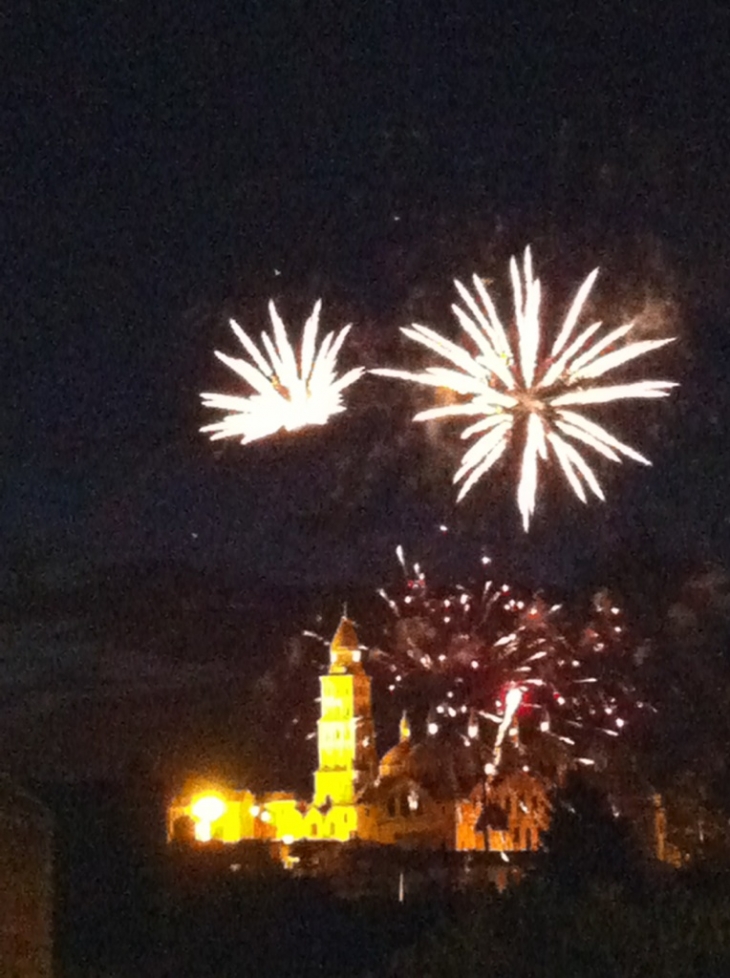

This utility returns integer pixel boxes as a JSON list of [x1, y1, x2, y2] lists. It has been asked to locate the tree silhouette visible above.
[[536, 770, 643, 893]]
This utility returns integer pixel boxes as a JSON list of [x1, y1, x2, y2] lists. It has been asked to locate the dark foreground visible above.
[[41, 782, 730, 977]]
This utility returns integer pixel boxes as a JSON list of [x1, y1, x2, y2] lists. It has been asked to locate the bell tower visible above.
[[313, 618, 378, 806]]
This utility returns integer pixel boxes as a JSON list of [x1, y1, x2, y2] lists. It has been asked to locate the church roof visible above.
[[379, 740, 413, 779], [330, 617, 360, 652], [374, 729, 486, 801]]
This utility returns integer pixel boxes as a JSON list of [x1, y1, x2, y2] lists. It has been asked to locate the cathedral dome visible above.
[[408, 735, 482, 799], [409, 741, 456, 796], [379, 740, 414, 780], [379, 712, 414, 779]]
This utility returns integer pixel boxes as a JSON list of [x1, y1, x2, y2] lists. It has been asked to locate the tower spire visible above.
[[399, 711, 411, 743], [329, 616, 361, 672]]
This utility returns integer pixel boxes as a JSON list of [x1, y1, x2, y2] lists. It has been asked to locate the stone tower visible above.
[[313, 618, 378, 806]]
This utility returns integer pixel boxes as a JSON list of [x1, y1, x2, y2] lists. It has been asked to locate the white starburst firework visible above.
[[374, 247, 676, 530], [201, 300, 364, 444]]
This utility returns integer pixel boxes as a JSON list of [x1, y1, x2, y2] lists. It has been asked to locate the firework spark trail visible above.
[[371, 549, 640, 778], [488, 685, 524, 777], [201, 300, 364, 443], [373, 247, 676, 530]]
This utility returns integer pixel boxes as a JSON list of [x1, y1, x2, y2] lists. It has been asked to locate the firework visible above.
[[201, 300, 364, 443], [371, 548, 640, 778], [374, 247, 676, 529]]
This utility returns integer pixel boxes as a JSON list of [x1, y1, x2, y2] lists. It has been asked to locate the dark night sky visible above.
[[3, 1, 730, 779]]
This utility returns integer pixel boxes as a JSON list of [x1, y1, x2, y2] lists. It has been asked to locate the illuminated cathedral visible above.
[[168, 618, 551, 855]]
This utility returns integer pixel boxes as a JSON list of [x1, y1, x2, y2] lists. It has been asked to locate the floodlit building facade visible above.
[[168, 618, 551, 855]]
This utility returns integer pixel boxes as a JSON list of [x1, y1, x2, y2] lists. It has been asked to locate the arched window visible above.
[[400, 792, 410, 817], [407, 789, 421, 815]]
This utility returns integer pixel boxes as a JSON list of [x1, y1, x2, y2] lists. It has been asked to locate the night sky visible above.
[[4, 2, 730, 780]]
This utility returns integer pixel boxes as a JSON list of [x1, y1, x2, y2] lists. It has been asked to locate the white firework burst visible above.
[[201, 300, 364, 444], [374, 247, 676, 530]]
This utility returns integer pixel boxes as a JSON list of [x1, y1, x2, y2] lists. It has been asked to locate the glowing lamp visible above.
[[192, 795, 226, 823], [191, 794, 227, 842]]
